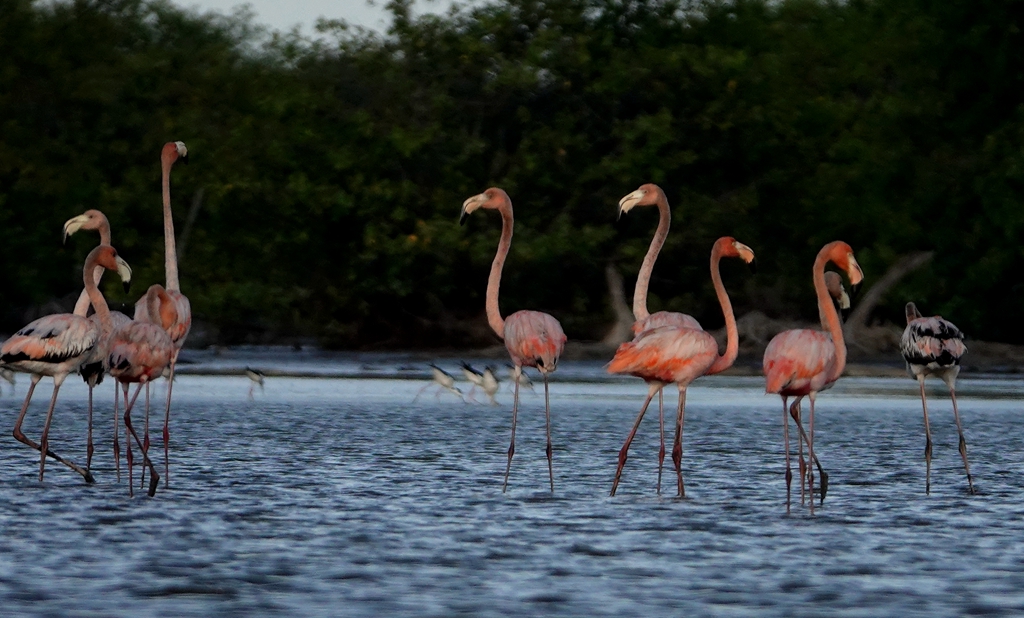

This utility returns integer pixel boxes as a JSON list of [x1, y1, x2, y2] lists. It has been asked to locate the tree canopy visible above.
[[1, 0, 1022, 348]]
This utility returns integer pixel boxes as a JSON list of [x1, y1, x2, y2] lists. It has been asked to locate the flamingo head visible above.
[[617, 183, 664, 220], [905, 301, 923, 324], [63, 209, 109, 244], [162, 141, 189, 166], [88, 245, 132, 293], [715, 237, 756, 272], [460, 187, 510, 225], [825, 241, 864, 296]]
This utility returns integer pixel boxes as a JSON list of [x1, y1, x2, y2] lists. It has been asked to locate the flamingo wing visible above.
[[632, 310, 702, 336], [504, 310, 566, 371], [901, 317, 966, 369], [108, 323, 173, 382], [1, 314, 98, 366], [763, 329, 836, 395], [608, 325, 718, 384]]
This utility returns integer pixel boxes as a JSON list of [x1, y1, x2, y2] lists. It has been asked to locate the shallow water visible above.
[[2, 351, 1024, 617]]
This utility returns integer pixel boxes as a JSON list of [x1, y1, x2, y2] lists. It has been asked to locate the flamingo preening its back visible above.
[[607, 236, 755, 497], [0, 245, 132, 483], [762, 241, 864, 512], [900, 302, 973, 494], [461, 188, 566, 493]]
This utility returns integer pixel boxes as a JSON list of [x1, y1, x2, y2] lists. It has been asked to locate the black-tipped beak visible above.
[[62, 232, 70, 246], [850, 282, 861, 299], [616, 206, 624, 222], [840, 306, 852, 321], [748, 257, 757, 274], [123, 281, 131, 294], [180, 153, 189, 165], [459, 209, 469, 226]]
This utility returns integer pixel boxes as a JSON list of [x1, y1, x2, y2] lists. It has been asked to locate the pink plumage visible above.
[[631, 310, 702, 336], [762, 330, 838, 396], [608, 326, 717, 385], [504, 310, 566, 372]]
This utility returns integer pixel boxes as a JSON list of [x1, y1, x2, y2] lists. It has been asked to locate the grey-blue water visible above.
[[2, 350, 1024, 617]]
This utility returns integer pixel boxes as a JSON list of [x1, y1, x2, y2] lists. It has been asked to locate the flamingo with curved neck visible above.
[[763, 241, 864, 512], [0, 245, 132, 482], [607, 237, 755, 497], [461, 187, 567, 493]]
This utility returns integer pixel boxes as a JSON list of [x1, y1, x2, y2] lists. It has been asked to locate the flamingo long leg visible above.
[[790, 398, 828, 504], [141, 383, 151, 489], [113, 382, 122, 482], [790, 398, 807, 504], [782, 396, 792, 513], [610, 383, 659, 497], [949, 386, 975, 494], [543, 373, 554, 493], [807, 393, 818, 514], [502, 373, 520, 493], [37, 376, 66, 481], [124, 382, 159, 497], [123, 384, 133, 491], [671, 386, 687, 498], [918, 376, 932, 494], [86, 380, 95, 471], [11, 375, 93, 482], [163, 354, 177, 488], [656, 388, 665, 495]]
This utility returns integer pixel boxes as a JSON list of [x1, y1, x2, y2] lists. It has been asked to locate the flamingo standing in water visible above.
[[615, 184, 704, 489], [900, 302, 973, 494], [607, 237, 755, 497], [461, 188, 567, 493], [133, 141, 191, 487], [763, 241, 864, 512], [109, 288, 177, 497], [63, 209, 133, 471], [0, 245, 132, 482]]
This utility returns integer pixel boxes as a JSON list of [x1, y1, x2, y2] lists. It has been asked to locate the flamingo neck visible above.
[[83, 254, 113, 333], [632, 191, 670, 322], [74, 222, 113, 317], [813, 250, 846, 381], [706, 248, 739, 375], [162, 154, 180, 292], [485, 202, 512, 338]]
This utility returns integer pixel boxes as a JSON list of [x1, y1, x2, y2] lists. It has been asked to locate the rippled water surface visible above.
[[2, 351, 1024, 617]]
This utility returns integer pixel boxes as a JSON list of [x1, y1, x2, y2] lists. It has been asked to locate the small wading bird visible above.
[[461, 188, 566, 493], [0, 245, 132, 483], [763, 241, 864, 513], [900, 302, 973, 494], [460, 362, 501, 405], [608, 236, 755, 497], [246, 367, 266, 400], [480, 366, 500, 405], [507, 364, 533, 393], [612, 184, 704, 491], [460, 362, 486, 401], [413, 364, 464, 402]]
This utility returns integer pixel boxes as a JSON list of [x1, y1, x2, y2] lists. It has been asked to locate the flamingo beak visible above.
[[460, 194, 486, 226], [617, 190, 644, 221], [734, 242, 756, 273], [62, 215, 88, 245], [175, 141, 189, 164], [115, 257, 132, 293]]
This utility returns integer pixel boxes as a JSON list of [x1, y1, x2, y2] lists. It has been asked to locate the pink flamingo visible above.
[[763, 241, 864, 512], [785, 270, 851, 505], [900, 302, 973, 494], [461, 188, 567, 492], [133, 141, 191, 487], [616, 183, 704, 489], [607, 237, 755, 497], [63, 209, 132, 471], [0, 245, 132, 482], [108, 288, 177, 497]]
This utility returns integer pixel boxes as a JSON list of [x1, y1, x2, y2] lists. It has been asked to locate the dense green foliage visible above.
[[1, 0, 1022, 347]]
